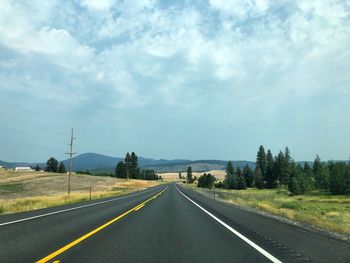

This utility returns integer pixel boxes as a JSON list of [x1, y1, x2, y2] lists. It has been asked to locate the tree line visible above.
[[115, 152, 160, 180], [196, 146, 350, 195], [35, 157, 66, 173]]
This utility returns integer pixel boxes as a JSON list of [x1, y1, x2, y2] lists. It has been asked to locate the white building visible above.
[[14, 167, 33, 171]]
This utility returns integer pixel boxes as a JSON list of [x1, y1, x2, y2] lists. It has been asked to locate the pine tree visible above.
[[288, 163, 312, 195], [58, 162, 66, 173], [282, 147, 292, 187], [254, 167, 264, 189], [242, 165, 254, 187], [226, 161, 235, 176], [187, 166, 193, 184], [46, 157, 58, 173], [274, 151, 285, 186], [224, 161, 235, 189], [130, 152, 140, 179], [115, 161, 126, 178], [124, 152, 131, 179], [236, 173, 247, 190], [197, 173, 216, 189], [265, 149, 277, 188], [313, 155, 330, 191], [328, 162, 349, 194], [256, 145, 267, 180]]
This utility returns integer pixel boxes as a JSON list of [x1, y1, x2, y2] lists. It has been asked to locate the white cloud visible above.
[[0, 0, 349, 111], [209, 0, 271, 18], [80, 0, 116, 11]]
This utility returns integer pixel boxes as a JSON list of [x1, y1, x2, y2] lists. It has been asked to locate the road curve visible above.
[[0, 183, 349, 263]]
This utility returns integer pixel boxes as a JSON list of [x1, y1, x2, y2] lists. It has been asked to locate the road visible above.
[[0, 183, 349, 263]]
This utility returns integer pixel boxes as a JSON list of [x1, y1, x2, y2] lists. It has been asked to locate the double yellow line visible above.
[[36, 187, 167, 263]]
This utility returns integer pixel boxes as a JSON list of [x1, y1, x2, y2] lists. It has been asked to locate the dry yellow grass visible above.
[[0, 168, 159, 214], [159, 170, 226, 181]]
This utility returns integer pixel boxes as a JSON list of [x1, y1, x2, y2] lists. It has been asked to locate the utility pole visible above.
[[66, 129, 76, 195]]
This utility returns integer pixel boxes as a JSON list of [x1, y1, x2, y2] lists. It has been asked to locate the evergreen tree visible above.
[[227, 174, 238, 189], [265, 149, 277, 188], [282, 147, 292, 187], [124, 152, 131, 179], [187, 166, 193, 184], [328, 162, 350, 194], [274, 151, 284, 186], [256, 145, 267, 179], [197, 173, 216, 189], [254, 167, 264, 189], [46, 157, 58, 172], [226, 161, 235, 176], [313, 155, 330, 191], [58, 162, 66, 173], [236, 167, 242, 177], [236, 173, 247, 190], [141, 169, 158, 180], [115, 161, 126, 178], [130, 152, 140, 179], [288, 162, 312, 195], [303, 162, 313, 177], [35, 165, 41, 171], [242, 165, 254, 187], [223, 161, 235, 189]]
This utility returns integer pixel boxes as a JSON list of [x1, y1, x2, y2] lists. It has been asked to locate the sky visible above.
[[0, 0, 349, 163]]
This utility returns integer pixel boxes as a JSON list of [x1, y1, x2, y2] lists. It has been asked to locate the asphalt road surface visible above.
[[0, 183, 349, 263]]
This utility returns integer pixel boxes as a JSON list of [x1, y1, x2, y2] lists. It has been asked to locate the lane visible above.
[[0, 184, 166, 263], [47, 183, 272, 263], [0, 184, 162, 225], [179, 185, 350, 263], [1, 183, 349, 263]]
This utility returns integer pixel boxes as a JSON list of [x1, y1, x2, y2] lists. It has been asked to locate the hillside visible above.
[[1, 152, 326, 173]]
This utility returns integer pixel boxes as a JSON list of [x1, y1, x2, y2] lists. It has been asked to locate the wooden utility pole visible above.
[[66, 129, 76, 195]]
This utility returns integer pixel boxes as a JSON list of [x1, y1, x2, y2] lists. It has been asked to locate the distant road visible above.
[[0, 183, 349, 262]]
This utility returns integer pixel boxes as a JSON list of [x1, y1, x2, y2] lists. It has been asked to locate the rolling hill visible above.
[[0, 153, 254, 173]]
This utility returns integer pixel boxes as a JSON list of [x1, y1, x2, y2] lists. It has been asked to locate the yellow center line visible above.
[[134, 204, 145, 211], [36, 187, 167, 263]]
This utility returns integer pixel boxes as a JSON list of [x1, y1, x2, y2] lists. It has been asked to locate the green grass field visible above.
[[188, 185, 350, 235]]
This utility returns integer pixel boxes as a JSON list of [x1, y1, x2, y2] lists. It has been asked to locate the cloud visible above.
[[80, 0, 116, 11], [0, 0, 349, 160]]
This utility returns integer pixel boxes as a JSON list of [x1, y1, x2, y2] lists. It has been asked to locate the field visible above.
[[187, 185, 350, 236], [159, 170, 226, 181], [0, 168, 159, 214]]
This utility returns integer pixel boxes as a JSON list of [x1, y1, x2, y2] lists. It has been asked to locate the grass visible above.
[[0, 189, 134, 214], [187, 185, 350, 235], [0, 168, 160, 214], [0, 182, 25, 194]]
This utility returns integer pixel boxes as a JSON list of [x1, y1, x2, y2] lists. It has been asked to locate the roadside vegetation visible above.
[[188, 185, 350, 235], [0, 168, 159, 215], [190, 145, 350, 235]]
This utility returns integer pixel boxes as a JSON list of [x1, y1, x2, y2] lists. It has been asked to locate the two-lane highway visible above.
[[0, 183, 349, 262]]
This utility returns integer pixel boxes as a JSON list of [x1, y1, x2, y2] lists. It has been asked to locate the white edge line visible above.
[[0, 186, 164, 226], [175, 185, 282, 263]]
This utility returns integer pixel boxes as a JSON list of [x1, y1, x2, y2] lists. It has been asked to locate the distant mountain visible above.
[[61, 153, 123, 171], [0, 160, 33, 168], [1, 153, 347, 173], [142, 160, 255, 173]]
